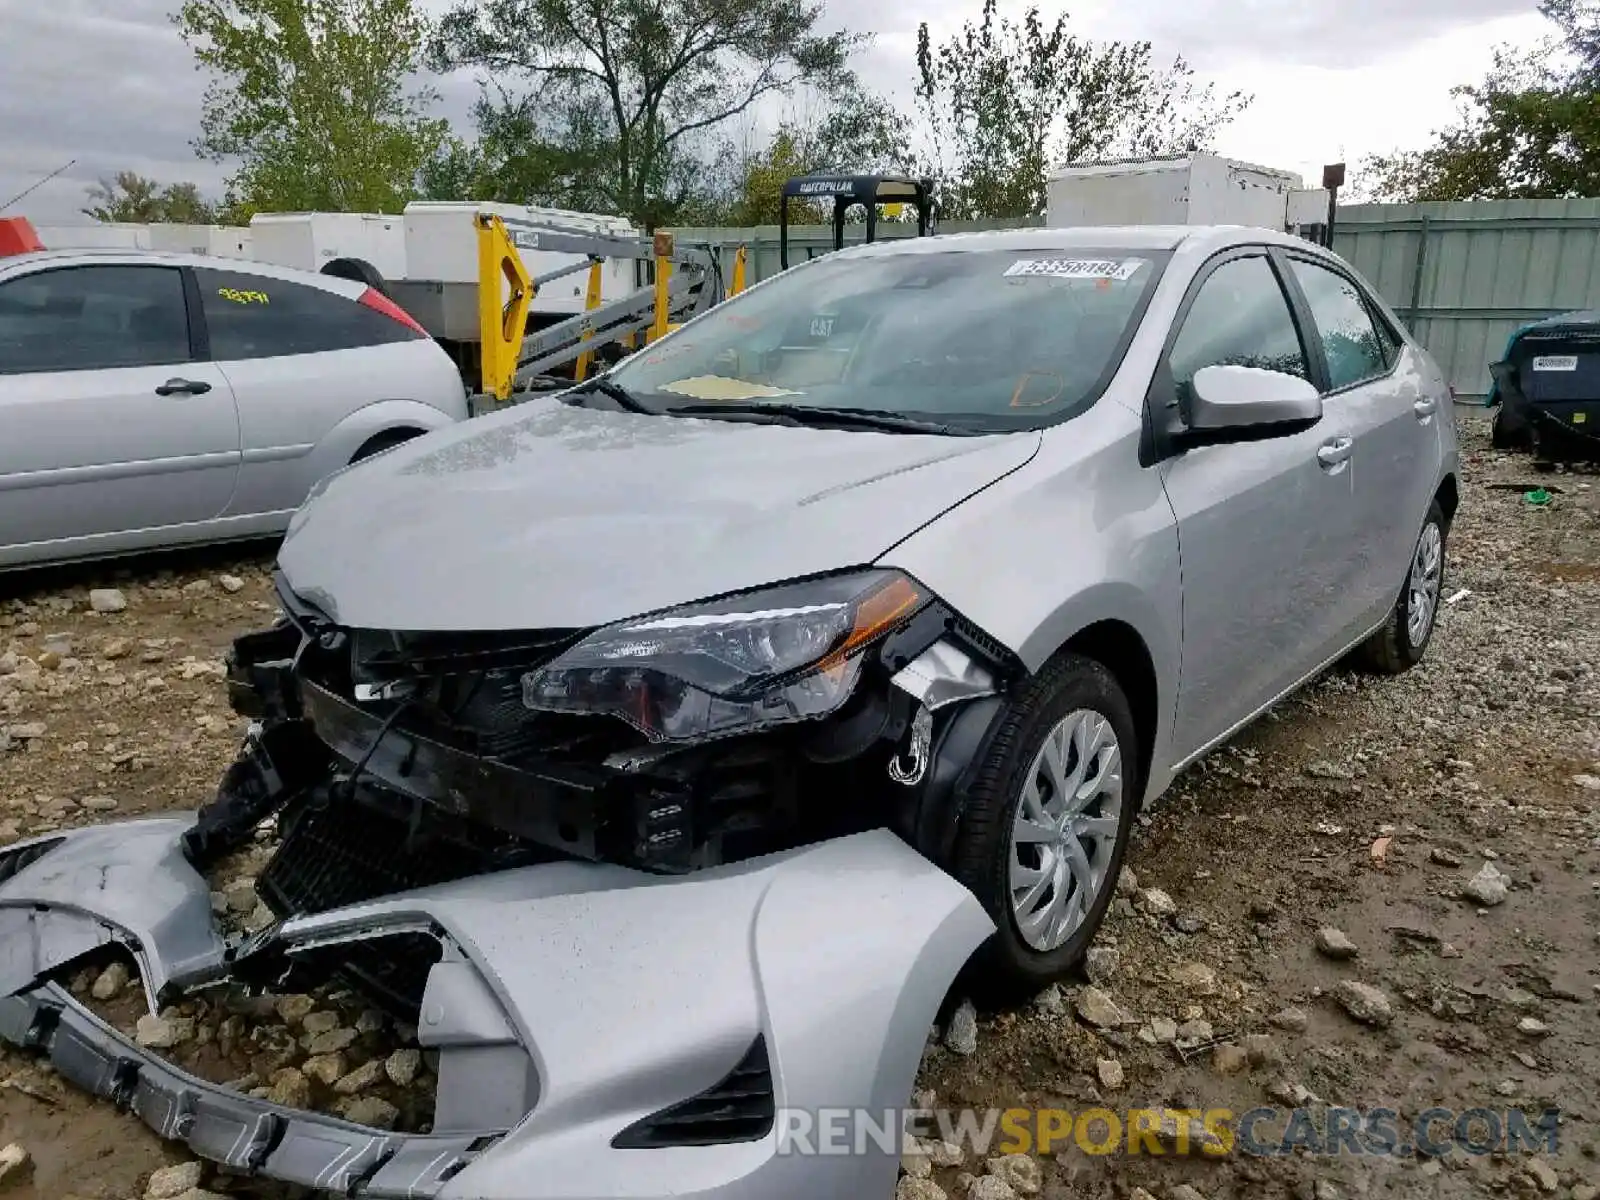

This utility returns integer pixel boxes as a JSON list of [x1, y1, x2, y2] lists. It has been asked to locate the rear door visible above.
[[1155, 249, 1358, 763], [0, 262, 239, 558], [191, 266, 432, 518], [1278, 252, 1437, 638]]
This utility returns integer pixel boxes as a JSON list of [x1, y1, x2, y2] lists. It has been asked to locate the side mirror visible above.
[[1188, 364, 1322, 433]]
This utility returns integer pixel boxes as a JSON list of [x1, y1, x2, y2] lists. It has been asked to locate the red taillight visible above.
[[359, 286, 429, 336], [0, 216, 43, 258]]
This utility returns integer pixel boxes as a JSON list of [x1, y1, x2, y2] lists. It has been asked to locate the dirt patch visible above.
[[2, 415, 1599, 1199]]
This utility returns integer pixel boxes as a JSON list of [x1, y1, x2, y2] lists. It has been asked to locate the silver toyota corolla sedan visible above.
[[0, 247, 468, 569], [0, 225, 1457, 1200]]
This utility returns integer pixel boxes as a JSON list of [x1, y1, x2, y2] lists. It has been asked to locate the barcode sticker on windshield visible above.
[[1532, 355, 1579, 371], [1004, 257, 1143, 281]]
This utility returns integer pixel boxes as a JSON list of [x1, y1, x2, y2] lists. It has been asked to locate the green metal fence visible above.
[[670, 198, 1600, 402]]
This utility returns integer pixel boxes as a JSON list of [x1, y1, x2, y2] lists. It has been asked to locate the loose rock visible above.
[[1315, 927, 1359, 960], [88, 589, 128, 613], [135, 1014, 192, 1049], [1211, 1044, 1249, 1075], [1518, 1016, 1550, 1038], [1334, 981, 1394, 1028], [302, 1053, 347, 1087], [1522, 1156, 1559, 1193], [1269, 1007, 1309, 1032], [340, 1095, 400, 1130], [145, 1160, 203, 1199], [91, 961, 130, 1001], [896, 1178, 946, 1200], [266, 1068, 311, 1109], [969, 1178, 1017, 1200], [385, 1047, 422, 1086], [984, 1153, 1041, 1195], [334, 1059, 386, 1095], [944, 999, 979, 1055], [0, 1143, 30, 1190], [1463, 862, 1510, 907], [1137, 888, 1177, 917], [1033, 985, 1065, 1016], [275, 995, 315, 1027], [217, 574, 246, 594], [1084, 945, 1119, 983], [1076, 986, 1132, 1029], [1172, 962, 1218, 996], [1096, 1058, 1125, 1089], [306, 1027, 358, 1055]]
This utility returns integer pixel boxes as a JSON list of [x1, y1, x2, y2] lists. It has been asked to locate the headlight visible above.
[[521, 570, 928, 742]]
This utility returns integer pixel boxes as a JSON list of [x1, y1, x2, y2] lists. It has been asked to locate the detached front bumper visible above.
[[0, 819, 993, 1200]]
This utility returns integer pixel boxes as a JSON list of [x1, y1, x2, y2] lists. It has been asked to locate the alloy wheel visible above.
[[1008, 709, 1124, 952], [1407, 521, 1443, 646]]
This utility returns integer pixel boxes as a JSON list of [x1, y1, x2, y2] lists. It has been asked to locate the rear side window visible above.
[[1287, 258, 1390, 390], [1167, 254, 1310, 408], [195, 268, 419, 361], [0, 265, 190, 374]]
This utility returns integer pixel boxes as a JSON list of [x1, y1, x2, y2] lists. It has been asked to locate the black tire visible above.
[[1357, 499, 1447, 675], [350, 428, 420, 464], [1490, 410, 1515, 450], [950, 653, 1140, 1000], [321, 256, 391, 298]]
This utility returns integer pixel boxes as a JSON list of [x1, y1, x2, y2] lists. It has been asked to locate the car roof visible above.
[[0, 247, 366, 296]]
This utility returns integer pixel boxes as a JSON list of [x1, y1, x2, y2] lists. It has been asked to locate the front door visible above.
[[0, 263, 240, 559], [1155, 250, 1359, 763]]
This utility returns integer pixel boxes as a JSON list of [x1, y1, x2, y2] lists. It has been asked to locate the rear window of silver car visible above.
[[610, 248, 1170, 429]]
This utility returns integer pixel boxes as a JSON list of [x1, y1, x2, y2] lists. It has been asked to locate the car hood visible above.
[[278, 397, 1040, 630]]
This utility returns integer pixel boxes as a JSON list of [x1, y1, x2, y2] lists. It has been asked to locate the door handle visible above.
[[155, 377, 211, 396], [1316, 436, 1354, 468], [1413, 396, 1438, 418]]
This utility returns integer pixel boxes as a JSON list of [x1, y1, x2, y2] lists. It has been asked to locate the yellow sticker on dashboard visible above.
[[218, 287, 269, 305], [1574, 411, 1588, 423]]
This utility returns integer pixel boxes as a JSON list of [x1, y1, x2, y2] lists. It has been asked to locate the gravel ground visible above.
[[0, 412, 1597, 1200]]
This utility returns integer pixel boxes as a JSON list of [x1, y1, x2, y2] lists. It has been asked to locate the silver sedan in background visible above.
[[0, 248, 468, 569]]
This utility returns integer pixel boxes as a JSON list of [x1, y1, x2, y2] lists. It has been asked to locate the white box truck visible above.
[[1046, 153, 1332, 239]]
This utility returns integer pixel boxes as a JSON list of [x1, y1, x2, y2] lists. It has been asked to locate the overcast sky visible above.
[[0, 0, 1551, 226]]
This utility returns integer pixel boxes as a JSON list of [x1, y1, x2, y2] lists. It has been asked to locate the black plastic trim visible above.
[[611, 1034, 775, 1149]]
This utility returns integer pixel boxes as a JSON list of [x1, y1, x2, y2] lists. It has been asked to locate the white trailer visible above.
[[1046, 153, 1332, 239], [247, 211, 407, 279]]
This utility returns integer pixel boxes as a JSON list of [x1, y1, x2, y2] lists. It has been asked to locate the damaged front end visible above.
[[190, 568, 1019, 980]]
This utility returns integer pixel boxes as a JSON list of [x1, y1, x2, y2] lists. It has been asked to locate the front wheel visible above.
[[951, 654, 1140, 999], [1357, 499, 1447, 674]]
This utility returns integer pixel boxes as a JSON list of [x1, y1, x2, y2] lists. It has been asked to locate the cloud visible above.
[[0, 0, 1555, 225]]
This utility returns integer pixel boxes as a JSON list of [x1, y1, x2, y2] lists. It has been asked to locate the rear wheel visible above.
[[951, 654, 1139, 998], [1357, 500, 1446, 674]]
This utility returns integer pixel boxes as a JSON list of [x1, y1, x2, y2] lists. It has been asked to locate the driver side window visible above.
[[1167, 255, 1309, 412]]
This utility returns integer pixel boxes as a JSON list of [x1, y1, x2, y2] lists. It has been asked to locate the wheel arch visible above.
[[1051, 619, 1160, 803], [1435, 472, 1460, 525]]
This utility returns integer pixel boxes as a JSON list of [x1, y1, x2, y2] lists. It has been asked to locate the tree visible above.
[[1360, 0, 1600, 202], [913, 0, 1249, 220], [427, 0, 861, 227], [174, 0, 450, 218], [724, 93, 912, 225], [82, 172, 219, 223]]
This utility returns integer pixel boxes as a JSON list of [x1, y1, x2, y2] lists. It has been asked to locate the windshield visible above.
[[607, 247, 1169, 432]]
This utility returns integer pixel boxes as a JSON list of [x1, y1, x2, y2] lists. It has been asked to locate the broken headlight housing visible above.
[[521, 570, 928, 742]]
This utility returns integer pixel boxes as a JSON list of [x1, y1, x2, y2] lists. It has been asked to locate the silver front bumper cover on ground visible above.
[[0, 818, 994, 1199]]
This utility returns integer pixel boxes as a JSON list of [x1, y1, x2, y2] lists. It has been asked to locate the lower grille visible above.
[[257, 794, 492, 917]]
